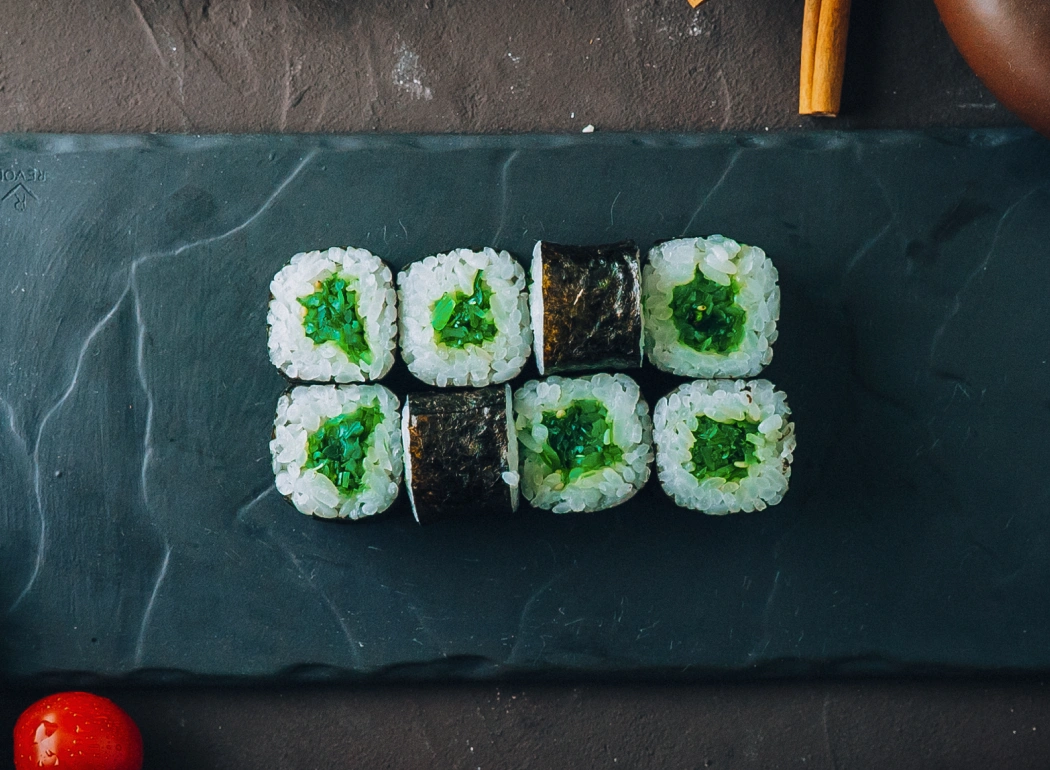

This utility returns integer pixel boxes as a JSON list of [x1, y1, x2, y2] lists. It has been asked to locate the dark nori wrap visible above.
[[404, 385, 515, 524], [537, 240, 643, 374]]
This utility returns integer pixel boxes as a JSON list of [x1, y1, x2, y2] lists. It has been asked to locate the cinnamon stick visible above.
[[799, 0, 852, 116], [799, 0, 821, 113]]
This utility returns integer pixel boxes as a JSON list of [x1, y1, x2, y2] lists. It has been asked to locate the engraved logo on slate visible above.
[[1, 168, 47, 212]]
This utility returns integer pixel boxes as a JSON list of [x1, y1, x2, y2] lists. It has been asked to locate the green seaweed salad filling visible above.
[[539, 400, 623, 484], [670, 266, 746, 354], [431, 270, 497, 349], [690, 416, 759, 483], [305, 406, 383, 494], [299, 274, 372, 364]]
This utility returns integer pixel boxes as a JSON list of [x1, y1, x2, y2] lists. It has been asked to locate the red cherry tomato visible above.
[[13, 691, 143, 770]]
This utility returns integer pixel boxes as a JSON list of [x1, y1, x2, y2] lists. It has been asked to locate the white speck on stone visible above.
[[393, 43, 434, 101], [582, 124, 595, 133]]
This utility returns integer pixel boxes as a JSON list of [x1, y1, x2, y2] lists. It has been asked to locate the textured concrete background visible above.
[[3, 679, 1050, 768], [1, 0, 1045, 768], [0, 0, 1018, 133]]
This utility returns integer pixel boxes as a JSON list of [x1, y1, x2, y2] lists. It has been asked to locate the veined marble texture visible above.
[[0, 131, 1048, 681]]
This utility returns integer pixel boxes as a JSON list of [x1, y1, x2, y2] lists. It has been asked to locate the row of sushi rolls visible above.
[[267, 236, 795, 524]]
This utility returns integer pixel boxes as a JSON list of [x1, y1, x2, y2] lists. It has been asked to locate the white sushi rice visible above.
[[504, 383, 520, 511], [400, 402, 418, 518], [529, 244, 545, 375], [268, 247, 397, 383], [643, 235, 779, 378], [514, 373, 653, 513], [398, 248, 532, 387], [653, 379, 795, 515], [271, 384, 403, 520]]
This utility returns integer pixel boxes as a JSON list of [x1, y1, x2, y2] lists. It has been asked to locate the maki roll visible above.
[[271, 384, 403, 519], [401, 385, 519, 523], [653, 379, 795, 514], [268, 247, 398, 383], [529, 240, 644, 375], [398, 248, 531, 387], [514, 373, 652, 513], [643, 236, 779, 378]]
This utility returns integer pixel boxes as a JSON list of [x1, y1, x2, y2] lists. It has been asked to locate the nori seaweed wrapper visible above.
[[404, 386, 515, 524], [537, 240, 643, 374]]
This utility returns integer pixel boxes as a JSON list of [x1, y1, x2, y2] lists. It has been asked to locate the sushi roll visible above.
[[271, 384, 403, 519], [653, 379, 795, 514], [643, 236, 779, 378], [398, 248, 531, 387], [514, 373, 652, 513], [401, 385, 519, 523], [529, 240, 644, 375], [268, 247, 397, 383]]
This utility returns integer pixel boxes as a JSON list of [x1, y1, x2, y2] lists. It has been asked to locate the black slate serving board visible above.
[[1, 131, 1048, 682]]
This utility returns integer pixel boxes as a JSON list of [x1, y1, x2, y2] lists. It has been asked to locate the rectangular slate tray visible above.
[[1, 130, 1048, 682]]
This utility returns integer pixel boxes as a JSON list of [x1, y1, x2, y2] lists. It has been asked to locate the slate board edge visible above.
[[0, 127, 1040, 155]]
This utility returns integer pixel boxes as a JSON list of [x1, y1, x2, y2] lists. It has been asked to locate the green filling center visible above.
[[305, 406, 382, 495], [690, 416, 759, 483], [432, 270, 498, 349], [540, 399, 623, 484], [669, 266, 746, 354], [299, 274, 372, 365]]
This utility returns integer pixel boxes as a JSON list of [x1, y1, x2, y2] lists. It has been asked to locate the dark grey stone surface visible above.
[[0, 0, 1021, 134], [1, 130, 1048, 681]]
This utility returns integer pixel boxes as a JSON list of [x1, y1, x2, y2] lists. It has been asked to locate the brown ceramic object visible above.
[[934, 0, 1050, 137]]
